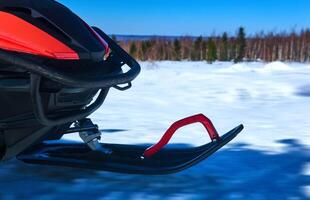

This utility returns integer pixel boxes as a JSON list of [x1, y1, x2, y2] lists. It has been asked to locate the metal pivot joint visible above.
[[76, 119, 101, 151], [66, 118, 112, 154]]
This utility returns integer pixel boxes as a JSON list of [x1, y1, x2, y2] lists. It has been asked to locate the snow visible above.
[[1, 61, 310, 199], [64, 61, 310, 152]]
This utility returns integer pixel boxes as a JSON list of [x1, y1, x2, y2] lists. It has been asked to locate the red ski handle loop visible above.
[[143, 114, 221, 158]]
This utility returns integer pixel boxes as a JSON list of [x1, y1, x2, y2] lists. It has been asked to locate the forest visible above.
[[114, 27, 310, 63]]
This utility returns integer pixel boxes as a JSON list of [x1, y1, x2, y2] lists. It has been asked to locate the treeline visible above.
[[114, 27, 310, 63]]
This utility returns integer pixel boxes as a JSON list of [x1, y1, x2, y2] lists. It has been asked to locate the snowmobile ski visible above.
[[17, 115, 243, 175]]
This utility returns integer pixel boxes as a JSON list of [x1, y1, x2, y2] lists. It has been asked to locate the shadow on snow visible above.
[[0, 139, 309, 200]]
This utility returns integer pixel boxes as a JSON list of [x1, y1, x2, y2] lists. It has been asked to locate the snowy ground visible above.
[[1, 61, 310, 199]]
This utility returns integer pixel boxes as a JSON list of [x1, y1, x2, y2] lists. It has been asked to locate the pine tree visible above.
[[141, 41, 153, 60], [141, 41, 148, 60], [202, 40, 207, 60], [234, 27, 246, 63], [229, 39, 236, 61], [191, 36, 203, 60], [129, 42, 137, 59], [173, 39, 181, 60], [207, 38, 217, 63], [220, 32, 228, 61]]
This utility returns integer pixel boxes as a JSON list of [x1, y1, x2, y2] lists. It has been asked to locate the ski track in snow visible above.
[[1, 61, 310, 199]]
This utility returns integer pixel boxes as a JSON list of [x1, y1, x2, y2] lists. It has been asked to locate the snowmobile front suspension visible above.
[[64, 118, 111, 154]]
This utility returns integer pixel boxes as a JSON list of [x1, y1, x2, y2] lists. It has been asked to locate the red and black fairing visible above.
[[0, 0, 109, 61], [0, 0, 140, 161]]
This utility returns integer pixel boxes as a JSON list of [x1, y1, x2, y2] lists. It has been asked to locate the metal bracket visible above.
[[113, 82, 132, 91], [75, 119, 112, 154]]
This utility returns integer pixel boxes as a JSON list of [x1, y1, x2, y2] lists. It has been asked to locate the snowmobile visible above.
[[0, 0, 243, 175]]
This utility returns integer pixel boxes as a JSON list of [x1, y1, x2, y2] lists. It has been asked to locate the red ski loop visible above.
[[143, 114, 221, 158]]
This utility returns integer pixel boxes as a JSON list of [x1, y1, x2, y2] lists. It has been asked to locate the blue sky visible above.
[[58, 0, 310, 36]]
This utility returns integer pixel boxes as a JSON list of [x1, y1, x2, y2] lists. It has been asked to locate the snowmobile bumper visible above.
[[17, 115, 244, 175], [0, 27, 140, 160]]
